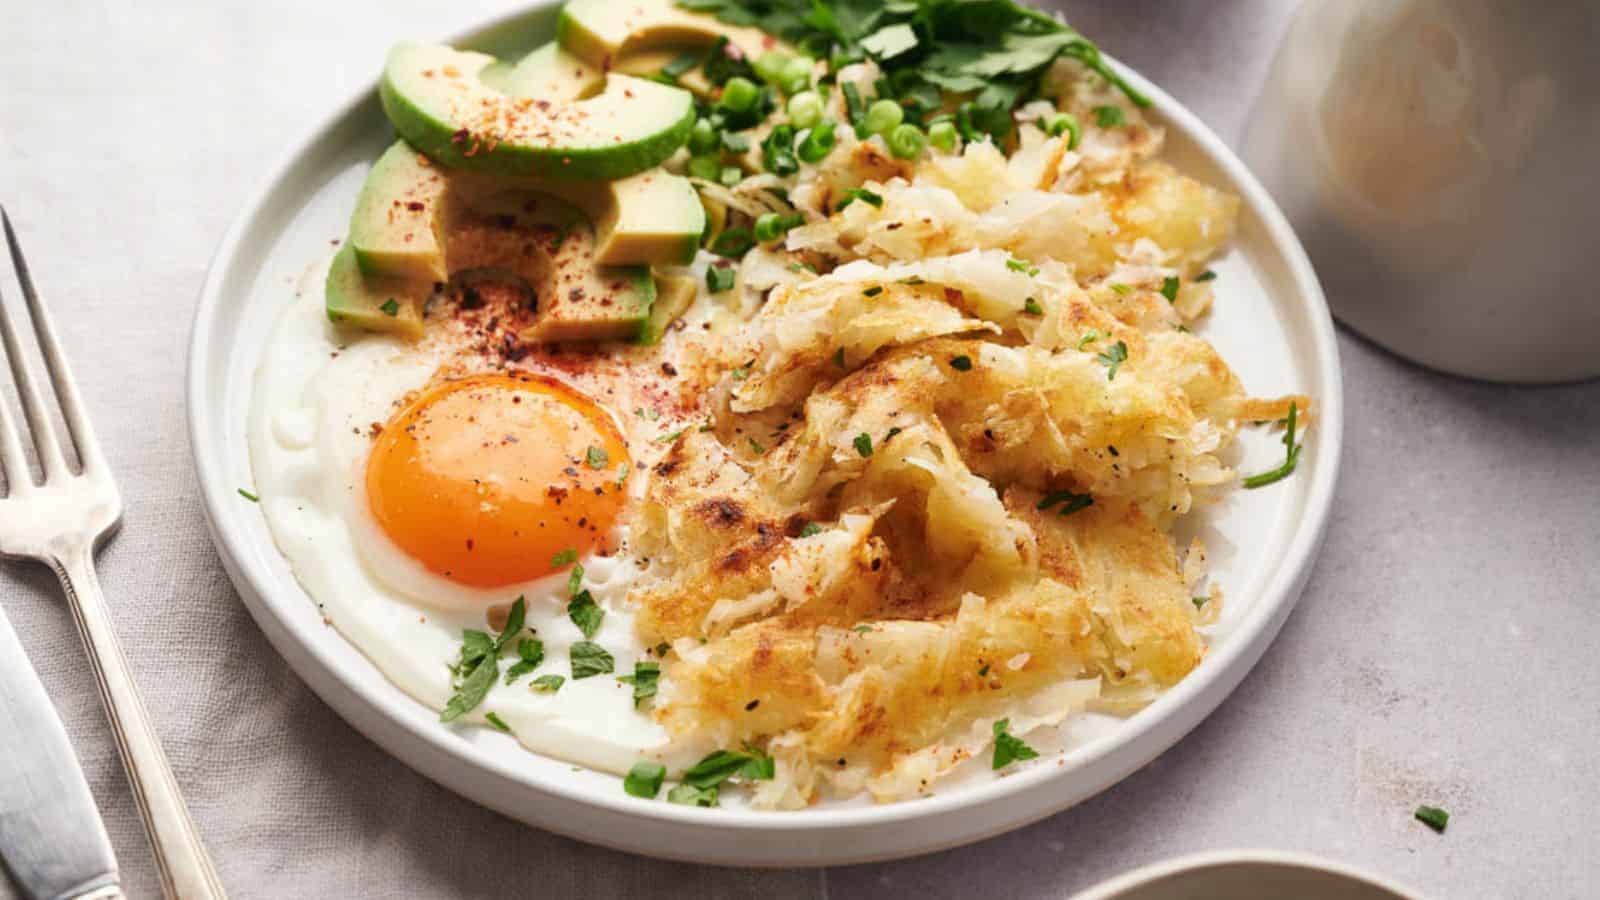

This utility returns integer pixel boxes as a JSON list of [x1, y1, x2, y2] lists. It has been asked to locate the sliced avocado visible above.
[[638, 271, 698, 345], [351, 140, 702, 274], [380, 42, 693, 180], [448, 191, 656, 343], [478, 42, 602, 100], [613, 47, 715, 97], [348, 143, 449, 282], [325, 244, 429, 340], [557, 0, 778, 66]]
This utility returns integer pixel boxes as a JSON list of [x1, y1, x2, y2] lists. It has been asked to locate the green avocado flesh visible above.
[[380, 41, 694, 180], [557, 0, 777, 66], [325, 244, 428, 339], [350, 140, 702, 275], [450, 191, 656, 342]]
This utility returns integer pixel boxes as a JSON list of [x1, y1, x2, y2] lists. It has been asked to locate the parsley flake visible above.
[[1024, 297, 1044, 315], [485, 712, 512, 733], [1077, 331, 1100, 349], [1037, 489, 1094, 517], [1097, 340, 1129, 380], [625, 761, 667, 798], [1094, 105, 1125, 127], [504, 637, 545, 685], [569, 641, 615, 679], [1243, 401, 1303, 489], [617, 660, 661, 707], [1160, 276, 1180, 303], [585, 446, 609, 469], [237, 488, 260, 502], [992, 718, 1040, 770], [853, 432, 873, 457], [1192, 596, 1209, 610], [551, 548, 577, 567], [949, 355, 973, 371], [379, 298, 400, 317], [1196, 269, 1218, 282], [799, 522, 823, 537], [837, 187, 884, 210], [531, 674, 565, 692], [568, 590, 604, 639], [1414, 805, 1450, 833]]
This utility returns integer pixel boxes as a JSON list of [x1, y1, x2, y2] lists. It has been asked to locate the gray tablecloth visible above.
[[2, 1, 1596, 897]]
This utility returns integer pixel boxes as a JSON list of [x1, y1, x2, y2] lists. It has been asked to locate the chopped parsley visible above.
[[1005, 257, 1038, 276], [618, 660, 661, 707], [1414, 805, 1450, 833], [485, 712, 512, 733], [1096, 340, 1129, 380], [567, 563, 585, 598], [1037, 489, 1093, 517], [862, 285, 883, 297], [1196, 269, 1218, 282], [585, 446, 609, 469], [1242, 401, 1303, 489], [949, 354, 973, 371], [665, 748, 777, 807], [1192, 596, 1209, 610], [853, 432, 873, 457], [1108, 283, 1131, 296], [833, 346, 846, 368], [852, 624, 874, 634], [706, 264, 736, 294], [504, 637, 545, 685], [748, 437, 767, 455], [799, 522, 823, 537], [667, 783, 719, 806], [531, 674, 565, 692], [991, 718, 1040, 770], [1160, 276, 1180, 303], [837, 187, 883, 210], [379, 298, 400, 317], [569, 641, 615, 679], [656, 428, 688, 444], [568, 590, 604, 639], [625, 761, 667, 798], [237, 488, 260, 502], [1094, 104, 1125, 127], [551, 548, 578, 567], [1077, 330, 1100, 349], [1024, 297, 1044, 315], [441, 596, 526, 722]]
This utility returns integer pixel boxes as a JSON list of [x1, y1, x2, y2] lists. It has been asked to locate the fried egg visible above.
[[247, 255, 680, 773]]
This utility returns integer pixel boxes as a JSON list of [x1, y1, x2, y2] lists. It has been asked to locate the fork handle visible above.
[[55, 545, 226, 900]]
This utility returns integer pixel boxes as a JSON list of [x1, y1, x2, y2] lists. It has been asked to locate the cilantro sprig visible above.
[[992, 718, 1040, 769], [676, 0, 1147, 145]]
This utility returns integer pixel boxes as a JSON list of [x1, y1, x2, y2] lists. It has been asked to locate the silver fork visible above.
[[0, 209, 225, 900]]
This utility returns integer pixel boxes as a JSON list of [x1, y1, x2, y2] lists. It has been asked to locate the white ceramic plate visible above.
[[187, 3, 1343, 866]]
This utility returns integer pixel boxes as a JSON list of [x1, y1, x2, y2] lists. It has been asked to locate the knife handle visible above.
[[55, 545, 226, 900]]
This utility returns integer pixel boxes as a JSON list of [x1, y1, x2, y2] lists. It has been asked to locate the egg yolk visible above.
[[365, 373, 629, 589]]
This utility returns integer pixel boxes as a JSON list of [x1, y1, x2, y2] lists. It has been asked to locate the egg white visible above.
[[246, 253, 668, 773]]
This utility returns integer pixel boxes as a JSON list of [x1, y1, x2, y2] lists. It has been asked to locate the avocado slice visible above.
[[380, 41, 694, 180], [637, 271, 698, 345], [557, 0, 778, 66], [349, 140, 703, 277], [448, 191, 656, 343], [479, 42, 602, 100], [325, 244, 429, 340]]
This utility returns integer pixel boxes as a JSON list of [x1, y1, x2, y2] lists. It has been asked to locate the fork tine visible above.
[[0, 376, 34, 493], [0, 208, 95, 477]]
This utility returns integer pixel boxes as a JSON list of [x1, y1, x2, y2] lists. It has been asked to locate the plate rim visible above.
[[186, 1, 1344, 864]]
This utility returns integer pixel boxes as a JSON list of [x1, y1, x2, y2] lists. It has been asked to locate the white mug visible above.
[[1241, 0, 1600, 383]]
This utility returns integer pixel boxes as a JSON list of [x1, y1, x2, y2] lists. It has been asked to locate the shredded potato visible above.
[[625, 57, 1309, 806]]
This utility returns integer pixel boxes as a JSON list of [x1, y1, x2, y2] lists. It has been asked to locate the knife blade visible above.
[[0, 604, 119, 900]]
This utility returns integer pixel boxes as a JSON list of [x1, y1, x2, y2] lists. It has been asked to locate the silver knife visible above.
[[0, 605, 121, 900]]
